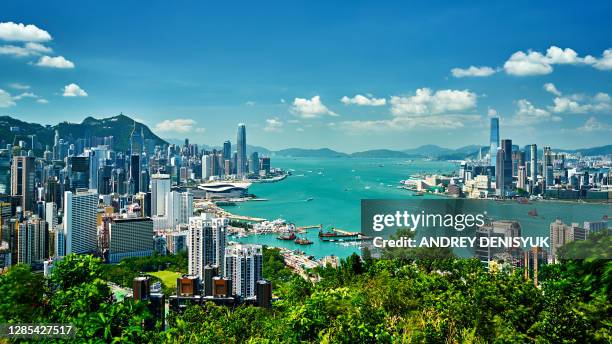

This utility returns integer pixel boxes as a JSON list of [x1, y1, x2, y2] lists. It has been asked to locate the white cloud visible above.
[[543, 83, 561, 96], [0, 22, 52, 42], [62, 83, 87, 97], [451, 66, 497, 78], [0, 42, 52, 57], [155, 119, 199, 133], [296, 127, 304, 132], [8, 83, 30, 90], [13, 92, 38, 100], [291, 96, 337, 118], [487, 108, 498, 117], [340, 94, 386, 106], [195, 127, 206, 133], [593, 49, 612, 70], [0, 89, 16, 108], [36, 98, 49, 104], [511, 99, 561, 125], [578, 117, 611, 132], [24, 42, 52, 54], [504, 46, 612, 76], [504, 50, 553, 76], [263, 117, 283, 132], [546, 88, 612, 114], [35, 55, 75, 68], [390, 88, 477, 117], [0, 45, 32, 57], [245, 101, 256, 106]]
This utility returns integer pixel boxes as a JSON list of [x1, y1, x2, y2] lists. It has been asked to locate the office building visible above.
[[11, 156, 36, 212], [517, 166, 527, 190], [236, 124, 247, 178], [108, 217, 154, 263], [489, 117, 499, 174], [64, 189, 98, 254], [222, 140, 231, 161], [249, 152, 259, 175], [224, 244, 262, 298], [584, 221, 609, 235], [151, 174, 171, 216], [165, 191, 193, 228]]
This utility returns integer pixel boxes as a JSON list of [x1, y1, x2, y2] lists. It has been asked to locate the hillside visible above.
[[0, 114, 166, 153], [274, 148, 349, 158], [349, 149, 422, 158]]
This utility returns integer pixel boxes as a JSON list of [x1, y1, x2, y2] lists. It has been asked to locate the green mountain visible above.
[[274, 148, 349, 158], [350, 149, 422, 158], [0, 114, 166, 153]]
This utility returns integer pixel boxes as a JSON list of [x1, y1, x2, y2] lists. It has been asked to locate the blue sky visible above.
[[0, 1, 611, 152]]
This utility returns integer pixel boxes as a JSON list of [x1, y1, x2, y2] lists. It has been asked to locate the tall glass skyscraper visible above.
[[489, 117, 499, 174], [236, 124, 247, 178]]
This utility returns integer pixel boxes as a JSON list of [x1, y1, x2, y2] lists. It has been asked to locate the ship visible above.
[[528, 209, 538, 217], [306, 197, 314, 202], [516, 197, 529, 204], [318, 229, 359, 240], [294, 237, 313, 245], [277, 232, 296, 240]]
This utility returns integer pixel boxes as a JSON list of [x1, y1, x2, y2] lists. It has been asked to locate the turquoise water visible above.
[[226, 158, 610, 259]]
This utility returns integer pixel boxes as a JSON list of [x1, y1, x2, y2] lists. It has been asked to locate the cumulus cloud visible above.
[[578, 117, 611, 132], [154, 119, 201, 133], [340, 94, 386, 106], [35, 55, 75, 68], [291, 96, 337, 118], [592, 49, 612, 70], [504, 50, 553, 76], [504, 46, 612, 76], [511, 99, 561, 125], [263, 117, 283, 132], [0, 89, 16, 108], [487, 108, 498, 117], [549, 92, 612, 114], [451, 66, 497, 78], [543, 83, 561, 96], [390, 88, 477, 117], [0, 22, 52, 42], [62, 83, 87, 97]]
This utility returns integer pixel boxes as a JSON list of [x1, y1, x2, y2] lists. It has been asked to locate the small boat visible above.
[[277, 232, 296, 240], [295, 237, 313, 245], [306, 197, 314, 202], [379, 164, 384, 167], [528, 209, 538, 217], [516, 197, 529, 204]]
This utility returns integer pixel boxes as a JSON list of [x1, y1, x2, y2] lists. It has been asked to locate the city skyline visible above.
[[0, 1, 611, 152]]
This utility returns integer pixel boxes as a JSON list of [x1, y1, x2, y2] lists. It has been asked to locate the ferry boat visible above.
[[277, 232, 296, 240], [294, 237, 313, 245]]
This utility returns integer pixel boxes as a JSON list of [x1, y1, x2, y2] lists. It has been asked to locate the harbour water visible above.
[[225, 157, 610, 259]]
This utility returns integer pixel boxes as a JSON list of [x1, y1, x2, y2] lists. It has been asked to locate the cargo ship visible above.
[[318, 229, 359, 241]]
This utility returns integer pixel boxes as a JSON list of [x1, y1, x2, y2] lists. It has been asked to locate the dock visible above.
[[331, 227, 361, 236], [297, 224, 322, 231]]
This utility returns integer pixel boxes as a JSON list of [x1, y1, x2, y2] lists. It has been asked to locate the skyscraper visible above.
[[151, 174, 171, 217], [11, 156, 35, 212], [64, 189, 98, 255], [202, 155, 211, 180], [130, 120, 144, 156], [224, 244, 262, 298], [250, 152, 259, 175], [165, 191, 193, 228], [237, 124, 247, 178], [529, 144, 537, 186], [489, 117, 499, 174], [495, 139, 512, 196], [223, 140, 231, 161]]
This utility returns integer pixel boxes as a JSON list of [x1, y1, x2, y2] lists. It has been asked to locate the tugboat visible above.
[[294, 237, 313, 245], [277, 232, 296, 240]]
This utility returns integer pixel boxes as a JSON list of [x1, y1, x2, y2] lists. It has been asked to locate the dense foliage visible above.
[[0, 247, 610, 343]]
